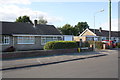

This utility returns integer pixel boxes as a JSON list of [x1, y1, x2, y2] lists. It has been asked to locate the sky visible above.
[[0, 0, 119, 31]]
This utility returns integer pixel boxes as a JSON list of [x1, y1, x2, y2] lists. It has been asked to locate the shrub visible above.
[[44, 41, 78, 50], [87, 41, 94, 45], [81, 41, 90, 47], [95, 41, 104, 49], [117, 43, 120, 48], [88, 41, 103, 49]]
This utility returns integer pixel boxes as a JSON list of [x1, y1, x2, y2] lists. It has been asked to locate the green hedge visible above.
[[44, 41, 78, 50]]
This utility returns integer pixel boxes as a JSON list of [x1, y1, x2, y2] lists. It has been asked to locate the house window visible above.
[[86, 37, 94, 41], [17, 36, 35, 44], [41, 36, 62, 45], [0, 35, 10, 45]]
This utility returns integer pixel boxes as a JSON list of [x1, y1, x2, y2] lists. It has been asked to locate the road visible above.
[[2, 49, 118, 78]]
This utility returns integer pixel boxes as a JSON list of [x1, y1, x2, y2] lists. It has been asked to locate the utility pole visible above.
[[109, 0, 111, 41]]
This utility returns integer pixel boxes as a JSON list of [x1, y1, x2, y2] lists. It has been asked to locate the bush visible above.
[[88, 41, 103, 49], [117, 43, 120, 48], [95, 41, 104, 49], [81, 41, 90, 47], [87, 41, 94, 45], [44, 41, 78, 50]]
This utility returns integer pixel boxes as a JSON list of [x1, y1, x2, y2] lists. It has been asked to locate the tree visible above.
[[72, 27, 79, 36], [38, 16, 48, 24], [58, 22, 89, 36], [58, 24, 76, 35], [15, 15, 33, 24], [74, 22, 89, 35]]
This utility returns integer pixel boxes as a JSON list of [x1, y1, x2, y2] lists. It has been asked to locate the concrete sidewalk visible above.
[[1, 50, 109, 71]]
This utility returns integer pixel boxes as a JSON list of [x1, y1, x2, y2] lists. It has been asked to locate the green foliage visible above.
[[58, 22, 89, 36], [95, 41, 104, 49], [87, 41, 94, 45], [58, 24, 74, 35], [74, 22, 89, 34], [81, 41, 90, 47], [117, 43, 120, 48], [44, 41, 78, 50], [38, 16, 48, 24], [88, 41, 103, 49], [15, 15, 33, 24]]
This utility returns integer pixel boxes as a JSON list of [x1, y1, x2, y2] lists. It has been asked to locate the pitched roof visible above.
[[89, 28, 119, 37], [0, 21, 61, 35], [35, 24, 61, 35]]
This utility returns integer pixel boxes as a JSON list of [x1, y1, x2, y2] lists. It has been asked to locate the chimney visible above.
[[34, 20, 37, 27], [99, 27, 102, 32]]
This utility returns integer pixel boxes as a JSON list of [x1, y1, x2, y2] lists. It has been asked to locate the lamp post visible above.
[[109, 0, 111, 47], [93, 9, 104, 50]]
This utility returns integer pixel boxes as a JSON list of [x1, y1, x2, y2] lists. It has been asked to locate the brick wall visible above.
[[1, 48, 78, 60], [1, 48, 93, 60]]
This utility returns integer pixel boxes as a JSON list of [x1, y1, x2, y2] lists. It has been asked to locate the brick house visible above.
[[74, 28, 120, 42]]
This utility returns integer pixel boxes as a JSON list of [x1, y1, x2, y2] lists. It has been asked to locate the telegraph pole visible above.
[[109, 0, 111, 41]]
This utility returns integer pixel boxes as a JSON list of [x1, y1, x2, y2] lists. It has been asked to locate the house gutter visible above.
[[12, 34, 63, 37], [12, 34, 74, 41]]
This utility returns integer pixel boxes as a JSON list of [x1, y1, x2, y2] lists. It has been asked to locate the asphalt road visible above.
[[2, 49, 118, 78]]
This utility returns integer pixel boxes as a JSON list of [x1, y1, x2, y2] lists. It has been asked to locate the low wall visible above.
[[1, 48, 78, 60], [0, 48, 93, 60]]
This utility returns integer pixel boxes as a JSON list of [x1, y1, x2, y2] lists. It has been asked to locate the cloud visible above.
[[0, 1, 63, 25], [0, 0, 31, 5], [100, 19, 118, 31], [0, 5, 46, 21]]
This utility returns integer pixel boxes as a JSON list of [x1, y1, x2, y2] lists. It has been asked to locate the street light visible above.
[[109, 0, 111, 47], [93, 9, 104, 50]]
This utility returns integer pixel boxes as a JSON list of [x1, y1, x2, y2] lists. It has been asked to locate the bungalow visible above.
[[74, 28, 120, 42], [0, 21, 63, 51]]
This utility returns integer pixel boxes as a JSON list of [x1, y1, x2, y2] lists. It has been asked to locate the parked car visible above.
[[102, 40, 117, 48]]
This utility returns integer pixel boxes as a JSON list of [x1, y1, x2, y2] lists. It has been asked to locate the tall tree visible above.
[[38, 16, 48, 24], [72, 27, 79, 36], [58, 22, 89, 36], [75, 22, 89, 34], [15, 15, 33, 24], [58, 24, 76, 35]]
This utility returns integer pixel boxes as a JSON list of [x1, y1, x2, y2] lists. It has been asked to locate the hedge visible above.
[[44, 41, 78, 50], [87, 41, 103, 49]]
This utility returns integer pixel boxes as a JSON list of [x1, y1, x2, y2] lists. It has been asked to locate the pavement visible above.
[[0, 49, 111, 71]]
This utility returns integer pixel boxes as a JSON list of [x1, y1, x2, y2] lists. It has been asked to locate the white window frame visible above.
[[17, 36, 35, 44], [41, 36, 62, 45], [41, 37, 46, 45], [0, 36, 10, 45], [86, 37, 94, 41]]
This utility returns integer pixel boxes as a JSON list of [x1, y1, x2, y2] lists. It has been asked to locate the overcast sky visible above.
[[0, 0, 119, 31]]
